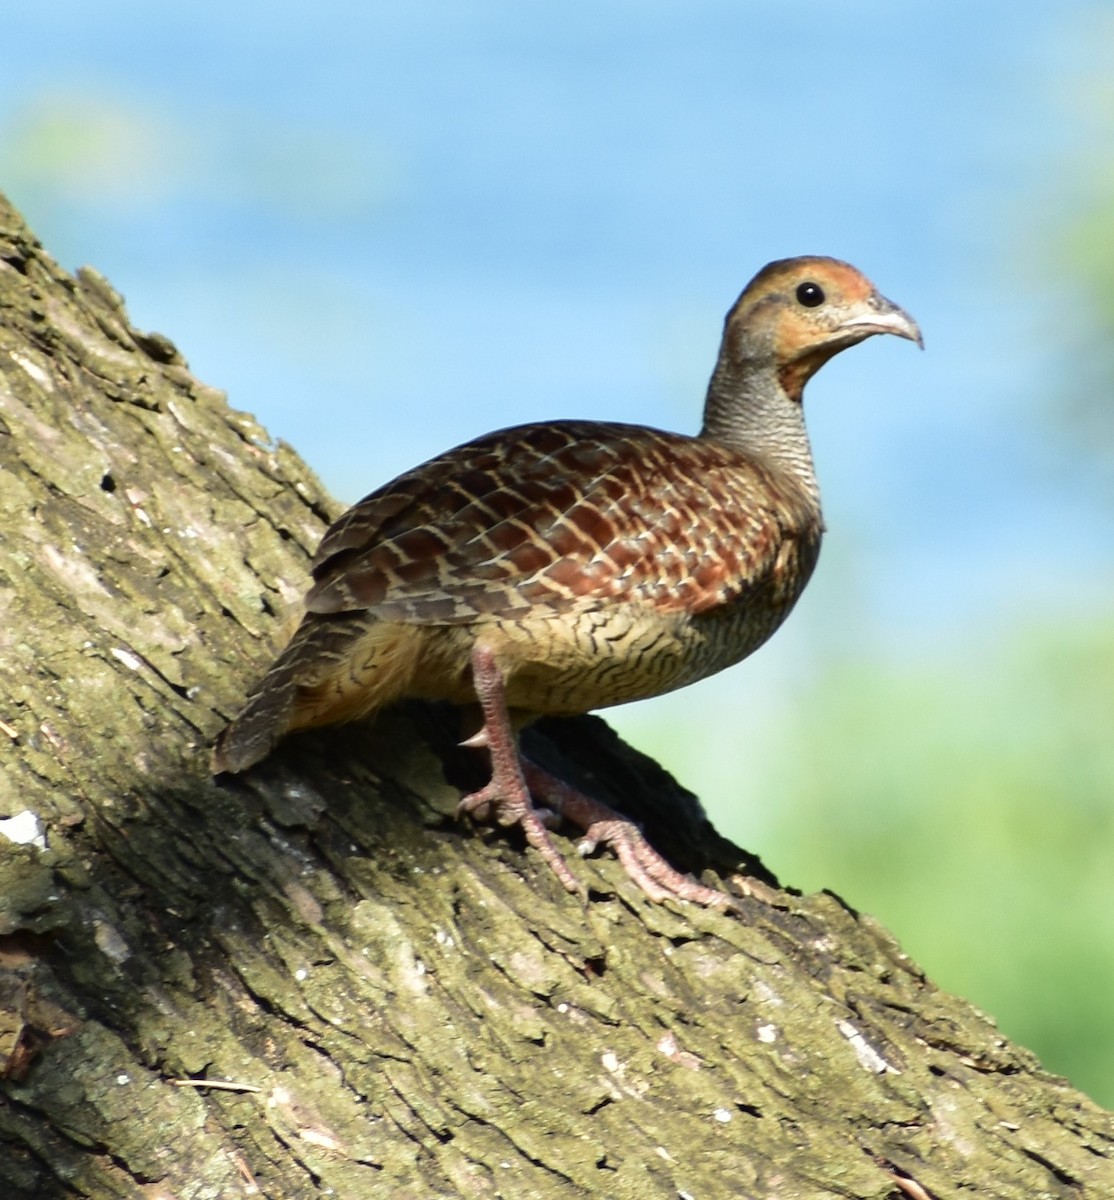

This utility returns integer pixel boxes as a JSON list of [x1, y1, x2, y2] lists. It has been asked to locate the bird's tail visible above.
[[211, 613, 431, 775], [210, 636, 305, 775]]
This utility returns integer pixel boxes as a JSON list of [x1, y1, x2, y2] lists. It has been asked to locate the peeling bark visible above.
[[0, 191, 1110, 1200]]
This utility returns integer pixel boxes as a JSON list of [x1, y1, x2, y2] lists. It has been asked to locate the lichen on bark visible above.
[[0, 191, 1111, 1199]]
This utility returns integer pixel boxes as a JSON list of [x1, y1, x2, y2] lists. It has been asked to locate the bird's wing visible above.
[[306, 420, 800, 624]]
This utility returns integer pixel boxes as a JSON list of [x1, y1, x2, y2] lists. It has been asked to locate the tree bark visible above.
[[0, 190, 1109, 1200]]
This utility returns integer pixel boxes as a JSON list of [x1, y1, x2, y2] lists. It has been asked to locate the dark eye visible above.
[[796, 281, 825, 308]]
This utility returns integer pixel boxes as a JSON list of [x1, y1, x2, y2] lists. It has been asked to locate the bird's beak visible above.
[[845, 293, 924, 349]]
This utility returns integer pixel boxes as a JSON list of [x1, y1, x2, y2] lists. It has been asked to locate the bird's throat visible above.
[[776, 344, 842, 403], [699, 369, 819, 505]]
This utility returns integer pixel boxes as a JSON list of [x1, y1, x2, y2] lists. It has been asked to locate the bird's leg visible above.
[[457, 644, 584, 895], [521, 761, 731, 909], [459, 644, 729, 908]]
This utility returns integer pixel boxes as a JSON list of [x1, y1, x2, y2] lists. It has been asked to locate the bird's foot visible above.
[[457, 777, 583, 896], [522, 761, 731, 909]]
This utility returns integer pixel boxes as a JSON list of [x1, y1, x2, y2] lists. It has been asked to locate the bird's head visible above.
[[720, 256, 922, 402]]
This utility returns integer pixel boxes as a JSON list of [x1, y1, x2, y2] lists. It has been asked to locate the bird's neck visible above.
[[699, 364, 820, 508]]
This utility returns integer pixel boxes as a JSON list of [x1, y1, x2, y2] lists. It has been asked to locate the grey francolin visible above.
[[212, 256, 921, 906]]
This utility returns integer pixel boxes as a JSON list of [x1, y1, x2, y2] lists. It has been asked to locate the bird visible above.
[[212, 256, 921, 906]]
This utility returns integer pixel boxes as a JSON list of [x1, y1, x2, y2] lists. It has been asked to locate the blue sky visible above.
[[1, 0, 1109, 780]]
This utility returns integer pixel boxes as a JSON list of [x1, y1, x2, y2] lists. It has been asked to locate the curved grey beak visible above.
[[848, 292, 924, 349]]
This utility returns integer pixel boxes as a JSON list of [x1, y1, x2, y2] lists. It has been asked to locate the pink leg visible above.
[[458, 644, 729, 908], [457, 645, 584, 895]]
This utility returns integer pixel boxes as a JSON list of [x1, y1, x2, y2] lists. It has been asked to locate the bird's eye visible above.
[[795, 281, 825, 308]]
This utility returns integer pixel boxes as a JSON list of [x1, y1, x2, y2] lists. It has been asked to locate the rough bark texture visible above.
[[0, 191, 1110, 1200]]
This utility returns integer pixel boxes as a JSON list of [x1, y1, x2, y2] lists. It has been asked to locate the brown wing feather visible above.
[[306, 420, 813, 625]]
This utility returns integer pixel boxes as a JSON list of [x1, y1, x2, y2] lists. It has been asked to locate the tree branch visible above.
[[0, 192, 1110, 1199]]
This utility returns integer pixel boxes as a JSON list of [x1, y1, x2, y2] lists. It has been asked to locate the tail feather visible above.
[[211, 614, 352, 775], [211, 614, 433, 775], [211, 653, 300, 775]]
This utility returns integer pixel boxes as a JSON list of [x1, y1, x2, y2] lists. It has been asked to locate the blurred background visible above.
[[3, 0, 1111, 1105]]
